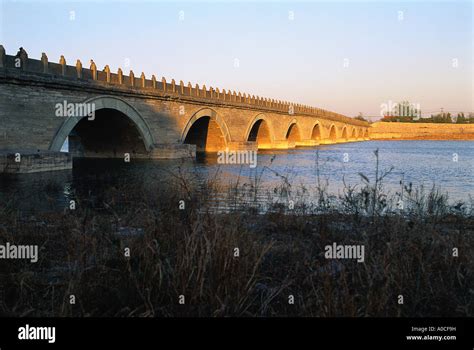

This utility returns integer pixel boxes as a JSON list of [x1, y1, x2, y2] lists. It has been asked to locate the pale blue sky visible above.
[[1, 0, 472, 118]]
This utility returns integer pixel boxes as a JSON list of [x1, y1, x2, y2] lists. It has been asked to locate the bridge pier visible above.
[[0, 144, 197, 174], [0, 151, 72, 174], [69, 143, 197, 160], [148, 144, 196, 159], [226, 141, 258, 152], [319, 139, 337, 145], [296, 140, 320, 147], [266, 140, 292, 149]]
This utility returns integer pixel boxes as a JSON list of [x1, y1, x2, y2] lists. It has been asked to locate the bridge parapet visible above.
[[0, 45, 368, 128]]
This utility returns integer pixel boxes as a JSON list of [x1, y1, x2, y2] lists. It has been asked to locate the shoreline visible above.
[[369, 122, 474, 141]]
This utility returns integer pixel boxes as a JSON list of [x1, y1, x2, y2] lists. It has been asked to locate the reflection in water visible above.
[[1, 141, 473, 215]]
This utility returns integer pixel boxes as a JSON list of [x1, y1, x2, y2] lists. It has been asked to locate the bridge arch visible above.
[[245, 114, 275, 149], [341, 126, 348, 141], [49, 96, 155, 154], [358, 128, 364, 139], [181, 108, 231, 152], [351, 127, 357, 140], [311, 121, 322, 140], [328, 124, 337, 142], [285, 119, 301, 144]]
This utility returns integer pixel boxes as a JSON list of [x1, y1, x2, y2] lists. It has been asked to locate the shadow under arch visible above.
[[311, 121, 322, 140], [49, 96, 155, 152], [181, 108, 231, 152], [341, 126, 348, 140], [351, 127, 357, 139], [328, 124, 337, 141], [245, 113, 275, 148], [285, 119, 301, 143]]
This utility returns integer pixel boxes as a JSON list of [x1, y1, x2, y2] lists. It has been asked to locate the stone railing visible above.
[[0, 45, 369, 127]]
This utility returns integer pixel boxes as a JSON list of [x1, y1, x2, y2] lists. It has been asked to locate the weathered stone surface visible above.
[[0, 47, 372, 173], [0, 151, 72, 173]]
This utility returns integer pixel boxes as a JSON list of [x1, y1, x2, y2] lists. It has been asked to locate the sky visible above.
[[0, 0, 472, 119]]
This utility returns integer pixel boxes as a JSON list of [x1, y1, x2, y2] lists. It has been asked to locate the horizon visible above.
[[0, 0, 472, 118]]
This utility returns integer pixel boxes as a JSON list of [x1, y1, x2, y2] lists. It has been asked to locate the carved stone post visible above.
[[104, 65, 111, 82], [16, 47, 28, 70], [41, 53, 48, 74], [117, 68, 123, 84], [59, 55, 66, 76], [90, 60, 97, 80], [0, 45, 5, 68], [162, 77, 167, 92], [75, 59, 82, 79]]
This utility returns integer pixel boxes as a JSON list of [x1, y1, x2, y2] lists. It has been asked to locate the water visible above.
[[1, 141, 473, 214]]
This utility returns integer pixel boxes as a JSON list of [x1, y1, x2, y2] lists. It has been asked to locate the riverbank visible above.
[[0, 159, 472, 317], [369, 122, 474, 140]]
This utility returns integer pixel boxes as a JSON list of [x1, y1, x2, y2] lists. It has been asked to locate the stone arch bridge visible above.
[[0, 46, 369, 172]]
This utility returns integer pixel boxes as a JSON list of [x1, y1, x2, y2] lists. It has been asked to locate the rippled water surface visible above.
[[1, 141, 473, 213]]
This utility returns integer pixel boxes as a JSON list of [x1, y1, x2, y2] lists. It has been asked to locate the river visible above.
[[1, 141, 472, 214]]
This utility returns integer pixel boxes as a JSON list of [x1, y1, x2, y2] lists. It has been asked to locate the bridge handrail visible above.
[[0, 46, 369, 127]]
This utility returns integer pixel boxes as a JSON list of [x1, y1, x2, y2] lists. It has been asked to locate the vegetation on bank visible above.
[[381, 112, 474, 124], [355, 100, 473, 123], [0, 151, 472, 317]]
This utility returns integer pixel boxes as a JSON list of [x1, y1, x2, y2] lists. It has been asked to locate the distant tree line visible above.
[[376, 101, 473, 123], [354, 113, 368, 122], [381, 112, 474, 124], [354, 101, 473, 123]]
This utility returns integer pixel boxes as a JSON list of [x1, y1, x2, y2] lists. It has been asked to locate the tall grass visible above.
[[0, 152, 472, 317]]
